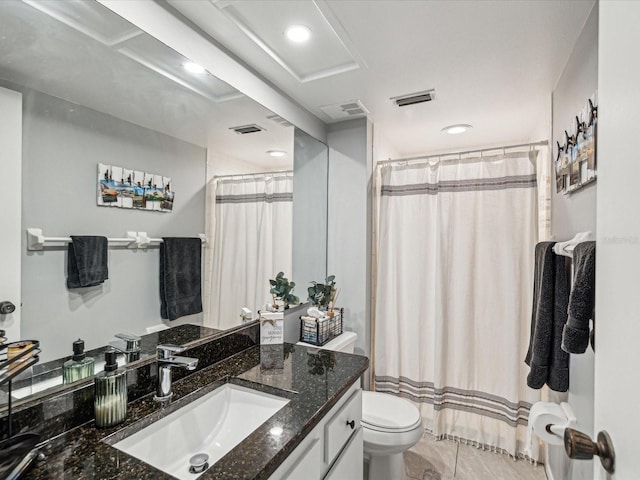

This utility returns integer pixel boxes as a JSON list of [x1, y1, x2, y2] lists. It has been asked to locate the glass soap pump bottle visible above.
[[94, 347, 127, 428], [63, 338, 95, 384]]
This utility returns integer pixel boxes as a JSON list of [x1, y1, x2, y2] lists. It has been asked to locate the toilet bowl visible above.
[[361, 391, 423, 480], [297, 330, 423, 480]]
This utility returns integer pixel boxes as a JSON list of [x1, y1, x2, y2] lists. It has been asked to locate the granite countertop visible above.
[[23, 343, 369, 480]]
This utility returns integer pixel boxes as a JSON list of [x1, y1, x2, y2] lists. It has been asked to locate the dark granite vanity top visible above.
[[22, 343, 368, 480]]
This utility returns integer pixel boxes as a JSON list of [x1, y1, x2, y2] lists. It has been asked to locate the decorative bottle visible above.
[[94, 347, 127, 428], [63, 339, 95, 384]]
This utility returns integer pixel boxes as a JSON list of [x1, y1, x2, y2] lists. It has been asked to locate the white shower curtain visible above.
[[204, 173, 293, 330], [374, 151, 542, 458]]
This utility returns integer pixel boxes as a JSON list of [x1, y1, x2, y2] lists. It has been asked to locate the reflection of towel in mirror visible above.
[[562, 241, 596, 354], [67, 236, 109, 289], [160, 237, 202, 321], [525, 242, 570, 392]]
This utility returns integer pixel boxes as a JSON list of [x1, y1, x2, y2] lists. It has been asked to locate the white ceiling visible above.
[[167, 0, 596, 158], [0, 0, 294, 171], [1, 0, 597, 165]]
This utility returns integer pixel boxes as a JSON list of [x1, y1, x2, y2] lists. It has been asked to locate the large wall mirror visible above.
[[0, 0, 327, 407]]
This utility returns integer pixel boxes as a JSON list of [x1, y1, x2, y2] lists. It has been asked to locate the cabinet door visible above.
[[281, 437, 322, 480], [324, 427, 363, 480]]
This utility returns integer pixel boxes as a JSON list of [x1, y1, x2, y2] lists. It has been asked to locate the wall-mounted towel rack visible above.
[[26, 228, 206, 251], [553, 231, 594, 257]]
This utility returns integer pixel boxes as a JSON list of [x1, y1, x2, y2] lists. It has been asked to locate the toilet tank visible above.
[[297, 331, 357, 353]]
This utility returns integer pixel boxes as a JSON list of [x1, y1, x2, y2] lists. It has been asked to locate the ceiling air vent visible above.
[[391, 89, 435, 107], [229, 124, 265, 134], [266, 114, 294, 128], [319, 100, 370, 121]]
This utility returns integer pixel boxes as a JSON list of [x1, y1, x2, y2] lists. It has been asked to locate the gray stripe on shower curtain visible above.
[[375, 376, 531, 427], [216, 192, 293, 204], [380, 173, 537, 196]]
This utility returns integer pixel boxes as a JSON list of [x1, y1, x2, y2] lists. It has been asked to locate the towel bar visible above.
[[26, 228, 206, 251]]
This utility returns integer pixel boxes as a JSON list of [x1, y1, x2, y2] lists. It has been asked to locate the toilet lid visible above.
[[361, 391, 422, 433]]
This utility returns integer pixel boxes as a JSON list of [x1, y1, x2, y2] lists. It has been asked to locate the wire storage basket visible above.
[[299, 308, 343, 346]]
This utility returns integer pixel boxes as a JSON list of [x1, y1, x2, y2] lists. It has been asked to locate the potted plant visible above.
[[269, 272, 300, 309], [307, 275, 336, 311]]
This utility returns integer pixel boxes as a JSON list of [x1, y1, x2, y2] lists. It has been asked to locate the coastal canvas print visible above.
[[98, 164, 175, 212]]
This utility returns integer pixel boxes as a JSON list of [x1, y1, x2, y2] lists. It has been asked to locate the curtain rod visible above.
[[212, 170, 293, 181], [377, 140, 548, 166]]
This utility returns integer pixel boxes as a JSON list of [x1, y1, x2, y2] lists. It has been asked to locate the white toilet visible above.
[[297, 331, 423, 480]]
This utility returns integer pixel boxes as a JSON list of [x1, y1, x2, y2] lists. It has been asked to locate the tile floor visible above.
[[401, 433, 548, 480]]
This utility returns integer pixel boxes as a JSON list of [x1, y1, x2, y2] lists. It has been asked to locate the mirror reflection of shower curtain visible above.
[[374, 151, 542, 460], [204, 173, 293, 329]]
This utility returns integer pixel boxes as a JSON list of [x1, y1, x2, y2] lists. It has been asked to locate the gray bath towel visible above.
[[67, 236, 108, 289], [525, 242, 570, 392], [562, 241, 596, 354], [160, 237, 202, 321]]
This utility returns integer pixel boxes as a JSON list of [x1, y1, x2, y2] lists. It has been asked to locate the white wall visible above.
[[20, 89, 206, 362], [551, 5, 598, 241], [327, 118, 373, 358], [593, 2, 640, 478], [548, 5, 598, 480], [0, 86, 22, 343]]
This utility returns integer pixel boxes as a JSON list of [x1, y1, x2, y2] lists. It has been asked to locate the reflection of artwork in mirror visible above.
[[98, 163, 174, 212]]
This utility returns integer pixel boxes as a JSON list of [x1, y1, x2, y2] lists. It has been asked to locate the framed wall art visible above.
[[98, 163, 174, 212]]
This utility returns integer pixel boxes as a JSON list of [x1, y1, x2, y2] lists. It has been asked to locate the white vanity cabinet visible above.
[[269, 382, 363, 480]]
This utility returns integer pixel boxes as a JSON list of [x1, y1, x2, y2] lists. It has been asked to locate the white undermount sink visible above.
[[112, 383, 290, 480]]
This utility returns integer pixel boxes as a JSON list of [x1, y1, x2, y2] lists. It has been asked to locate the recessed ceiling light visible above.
[[267, 150, 287, 157], [182, 62, 206, 74], [442, 124, 472, 135], [285, 25, 311, 43]]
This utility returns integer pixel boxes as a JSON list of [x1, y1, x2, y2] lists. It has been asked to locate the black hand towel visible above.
[[160, 237, 202, 321], [562, 241, 596, 354], [525, 242, 570, 392], [67, 236, 109, 289]]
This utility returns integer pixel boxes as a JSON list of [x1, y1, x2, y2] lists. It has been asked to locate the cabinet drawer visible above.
[[324, 388, 362, 464]]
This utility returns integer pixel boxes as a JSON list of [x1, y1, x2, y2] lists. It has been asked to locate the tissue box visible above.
[[260, 312, 284, 345]]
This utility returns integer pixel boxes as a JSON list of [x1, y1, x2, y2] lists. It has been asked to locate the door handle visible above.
[[346, 420, 355, 430], [564, 427, 615, 474]]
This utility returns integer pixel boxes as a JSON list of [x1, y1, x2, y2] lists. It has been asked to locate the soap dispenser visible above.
[[94, 347, 127, 428], [63, 339, 95, 384]]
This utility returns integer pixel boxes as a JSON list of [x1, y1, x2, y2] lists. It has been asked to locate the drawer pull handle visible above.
[[346, 420, 355, 430]]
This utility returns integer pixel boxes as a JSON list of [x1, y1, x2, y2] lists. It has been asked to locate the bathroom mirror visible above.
[[0, 0, 327, 407]]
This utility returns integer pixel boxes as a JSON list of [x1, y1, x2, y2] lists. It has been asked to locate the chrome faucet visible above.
[[154, 344, 198, 405], [109, 332, 141, 362]]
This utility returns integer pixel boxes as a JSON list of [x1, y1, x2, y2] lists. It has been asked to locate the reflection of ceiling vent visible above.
[[319, 100, 370, 120], [229, 124, 265, 134], [391, 89, 435, 107], [267, 114, 294, 128]]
